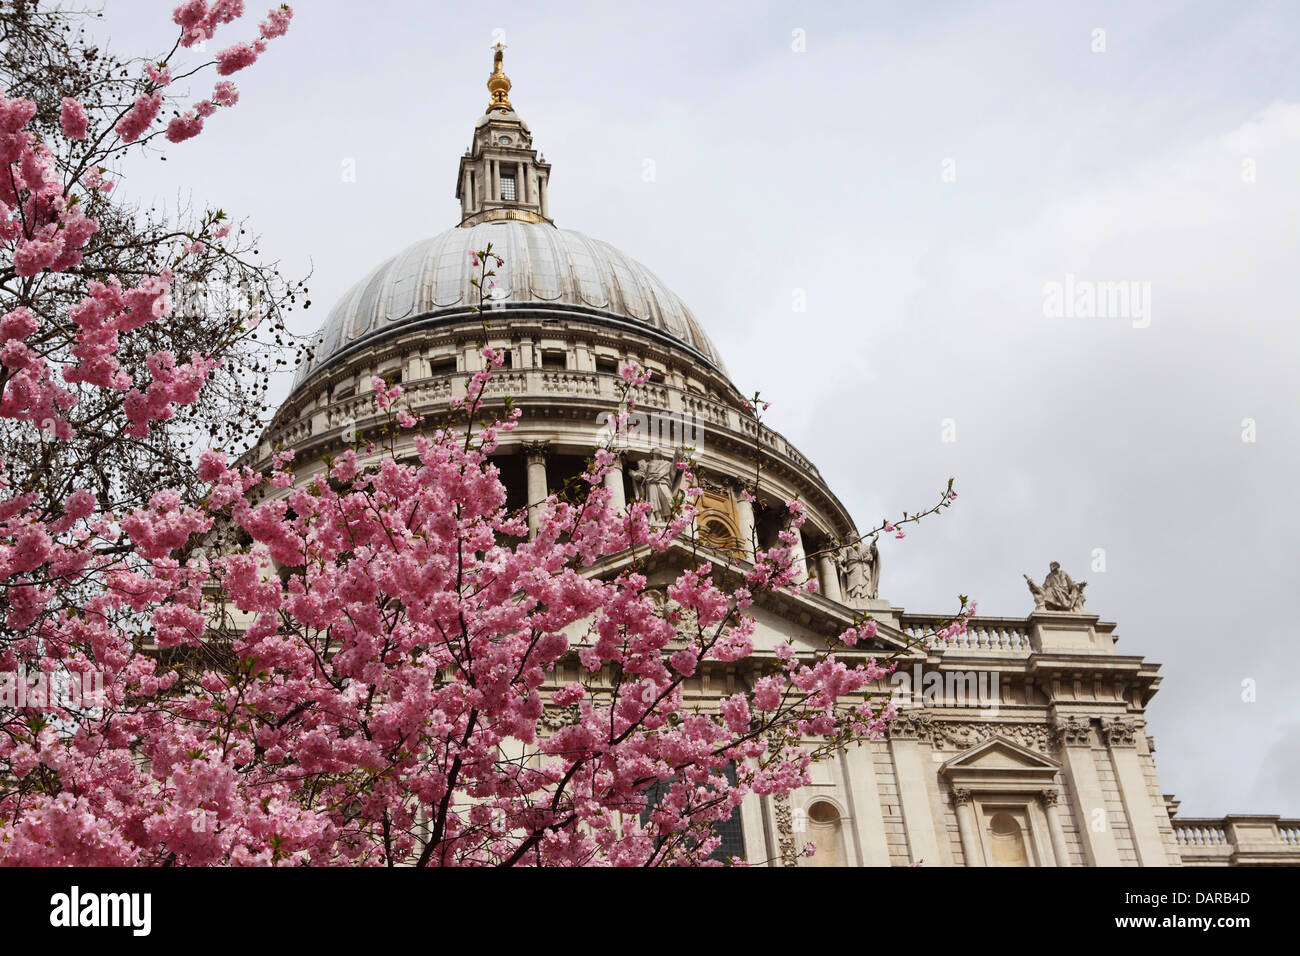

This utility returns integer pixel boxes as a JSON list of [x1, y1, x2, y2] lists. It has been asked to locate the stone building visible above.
[[249, 47, 1297, 867]]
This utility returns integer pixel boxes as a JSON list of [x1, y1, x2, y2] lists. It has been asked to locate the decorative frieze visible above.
[[539, 704, 579, 732], [932, 721, 1053, 755], [887, 713, 1053, 756]]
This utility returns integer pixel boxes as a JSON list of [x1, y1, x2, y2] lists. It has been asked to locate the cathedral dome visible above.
[[292, 219, 727, 390], [259, 43, 859, 589]]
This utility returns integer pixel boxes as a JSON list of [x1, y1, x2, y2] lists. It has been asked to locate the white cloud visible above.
[[806, 102, 1300, 815]]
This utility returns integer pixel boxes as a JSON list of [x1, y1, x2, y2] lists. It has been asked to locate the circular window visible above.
[[499, 135, 512, 146], [807, 801, 839, 825]]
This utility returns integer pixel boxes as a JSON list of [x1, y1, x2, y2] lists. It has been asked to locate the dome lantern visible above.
[[456, 43, 553, 227]]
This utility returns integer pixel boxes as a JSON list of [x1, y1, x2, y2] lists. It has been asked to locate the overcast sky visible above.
[[97, 0, 1299, 818]]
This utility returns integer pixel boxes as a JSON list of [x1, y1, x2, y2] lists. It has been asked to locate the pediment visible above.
[[940, 735, 1061, 778], [584, 538, 918, 657]]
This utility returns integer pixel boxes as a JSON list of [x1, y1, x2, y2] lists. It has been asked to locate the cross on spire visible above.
[[487, 41, 512, 113]]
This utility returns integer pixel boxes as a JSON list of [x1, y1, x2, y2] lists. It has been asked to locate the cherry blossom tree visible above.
[[0, 3, 969, 866], [0, 0, 308, 509]]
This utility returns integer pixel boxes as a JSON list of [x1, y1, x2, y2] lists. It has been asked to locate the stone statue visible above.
[[1023, 574, 1046, 609], [628, 450, 678, 522], [840, 538, 879, 603], [1024, 561, 1087, 612]]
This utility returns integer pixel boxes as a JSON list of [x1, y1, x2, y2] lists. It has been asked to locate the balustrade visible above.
[[262, 369, 822, 482]]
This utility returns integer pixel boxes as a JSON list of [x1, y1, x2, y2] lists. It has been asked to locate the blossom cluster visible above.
[[1, 331, 927, 865]]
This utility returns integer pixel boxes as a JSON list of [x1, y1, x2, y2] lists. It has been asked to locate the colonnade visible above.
[[517, 444, 854, 598]]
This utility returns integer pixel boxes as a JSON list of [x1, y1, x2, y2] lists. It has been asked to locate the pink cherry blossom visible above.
[[59, 98, 88, 139], [166, 111, 205, 143], [215, 40, 267, 76], [114, 92, 163, 143], [260, 5, 293, 39], [212, 81, 240, 107]]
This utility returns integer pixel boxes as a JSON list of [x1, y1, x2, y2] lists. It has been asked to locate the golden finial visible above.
[[486, 41, 513, 113]]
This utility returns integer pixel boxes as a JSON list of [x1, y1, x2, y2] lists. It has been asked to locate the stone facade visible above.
[[250, 48, 1297, 867]]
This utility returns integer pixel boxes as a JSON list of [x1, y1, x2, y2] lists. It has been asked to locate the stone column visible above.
[[492, 160, 500, 201], [540, 176, 549, 219], [953, 788, 983, 866], [789, 522, 808, 583], [523, 441, 549, 538], [816, 552, 842, 602], [603, 453, 626, 513], [733, 488, 755, 558], [517, 161, 526, 202], [1041, 789, 1072, 867]]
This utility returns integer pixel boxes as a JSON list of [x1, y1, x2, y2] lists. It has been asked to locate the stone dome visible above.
[[292, 220, 726, 390]]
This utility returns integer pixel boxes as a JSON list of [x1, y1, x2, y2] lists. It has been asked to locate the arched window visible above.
[[987, 811, 1031, 866], [805, 800, 845, 867]]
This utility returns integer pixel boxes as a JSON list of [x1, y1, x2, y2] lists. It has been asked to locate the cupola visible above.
[[455, 43, 553, 227]]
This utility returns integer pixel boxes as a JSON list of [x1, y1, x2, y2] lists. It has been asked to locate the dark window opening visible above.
[[430, 358, 457, 377], [640, 763, 745, 865], [755, 505, 783, 551], [596, 357, 619, 375], [541, 350, 567, 371], [490, 453, 528, 517]]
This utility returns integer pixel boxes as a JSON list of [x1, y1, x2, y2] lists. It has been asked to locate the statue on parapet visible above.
[[628, 449, 680, 522], [1025, 561, 1087, 612], [839, 538, 880, 603]]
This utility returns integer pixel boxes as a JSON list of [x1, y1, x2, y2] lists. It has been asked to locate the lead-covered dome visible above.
[[293, 220, 726, 389]]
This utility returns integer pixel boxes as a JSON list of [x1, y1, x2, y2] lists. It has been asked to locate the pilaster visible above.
[[1102, 717, 1172, 866], [840, 742, 892, 865], [1051, 715, 1122, 866], [888, 716, 944, 865]]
